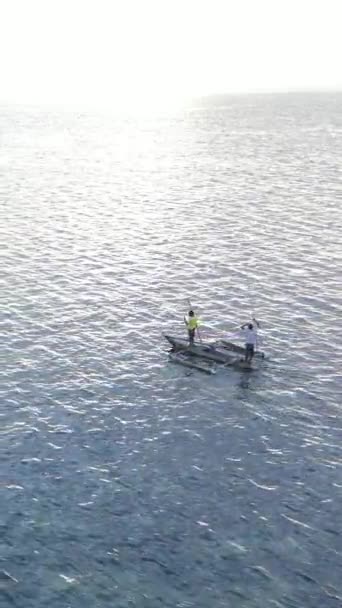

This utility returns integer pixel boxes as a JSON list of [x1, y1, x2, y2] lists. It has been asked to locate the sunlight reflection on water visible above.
[[2, 94, 342, 608]]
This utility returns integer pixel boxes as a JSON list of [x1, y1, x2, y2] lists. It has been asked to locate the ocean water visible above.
[[1, 93, 342, 608]]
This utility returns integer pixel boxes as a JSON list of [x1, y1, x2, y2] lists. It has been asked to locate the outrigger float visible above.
[[164, 334, 265, 374], [169, 352, 216, 375]]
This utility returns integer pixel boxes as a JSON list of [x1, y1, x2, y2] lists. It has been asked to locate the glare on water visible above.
[[1, 93, 342, 608]]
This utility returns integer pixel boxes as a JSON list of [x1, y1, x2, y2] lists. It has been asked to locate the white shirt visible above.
[[242, 327, 258, 347]]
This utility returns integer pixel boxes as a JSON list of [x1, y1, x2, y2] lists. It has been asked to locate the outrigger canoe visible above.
[[164, 335, 241, 365], [164, 335, 265, 367]]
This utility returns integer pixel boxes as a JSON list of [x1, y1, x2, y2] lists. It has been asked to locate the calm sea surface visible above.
[[1, 94, 342, 608]]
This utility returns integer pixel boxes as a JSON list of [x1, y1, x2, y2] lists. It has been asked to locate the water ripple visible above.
[[1, 94, 342, 608]]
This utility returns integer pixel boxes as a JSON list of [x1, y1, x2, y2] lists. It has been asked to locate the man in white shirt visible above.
[[241, 319, 259, 363]]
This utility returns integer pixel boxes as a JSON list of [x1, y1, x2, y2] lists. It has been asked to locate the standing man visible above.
[[241, 318, 260, 363], [184, 309, 200, 345]]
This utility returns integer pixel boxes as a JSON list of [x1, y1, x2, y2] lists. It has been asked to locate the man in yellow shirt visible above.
[[184, 309, 200, 345]]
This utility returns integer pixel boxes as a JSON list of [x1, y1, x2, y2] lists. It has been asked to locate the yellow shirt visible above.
[[187, 316, 199, 330]]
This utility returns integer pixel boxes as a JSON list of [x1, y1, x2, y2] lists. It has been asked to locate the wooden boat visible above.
[[169, 352, 216, 374], [164, 335, 241, 365]]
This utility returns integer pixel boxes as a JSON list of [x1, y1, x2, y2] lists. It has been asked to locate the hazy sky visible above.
[[0, 0, 341, 109]]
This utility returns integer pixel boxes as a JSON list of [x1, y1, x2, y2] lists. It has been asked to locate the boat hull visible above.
[[217, 339, 265, 359], [164, 335, 241, 365]]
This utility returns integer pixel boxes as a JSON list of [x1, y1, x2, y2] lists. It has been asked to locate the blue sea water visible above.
[[1, 93, 342, 608]]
